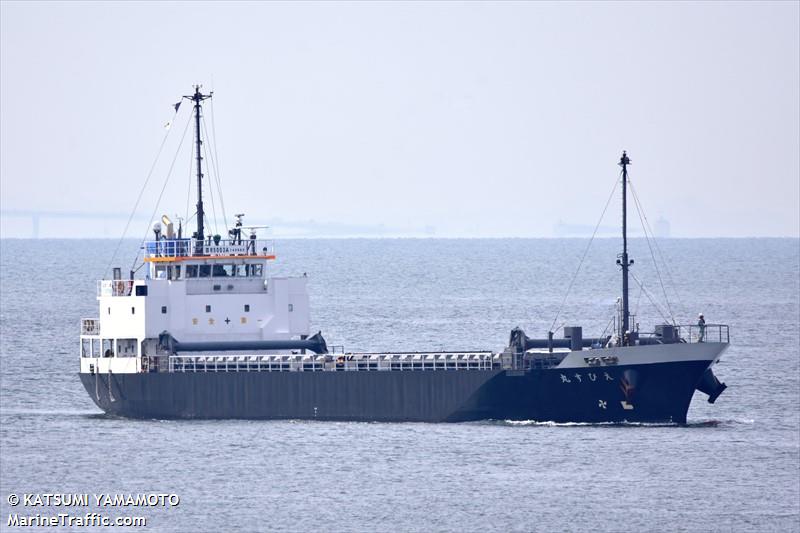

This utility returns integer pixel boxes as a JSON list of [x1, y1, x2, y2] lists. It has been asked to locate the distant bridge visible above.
[[0, 209, 148, 238], [0, 209, 432, 239]]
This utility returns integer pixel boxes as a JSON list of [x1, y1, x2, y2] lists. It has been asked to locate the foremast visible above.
[[618, 151, 633, 341], [184, 85, 213, 252]]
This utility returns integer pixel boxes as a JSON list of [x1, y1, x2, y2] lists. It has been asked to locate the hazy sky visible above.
[[1, 1, 798, 238]]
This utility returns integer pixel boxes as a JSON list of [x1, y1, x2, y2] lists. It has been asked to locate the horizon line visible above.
[[1, 235, 798, 241]]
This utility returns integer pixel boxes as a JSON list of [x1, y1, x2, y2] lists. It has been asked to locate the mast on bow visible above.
[[617, 151, 633, 341]]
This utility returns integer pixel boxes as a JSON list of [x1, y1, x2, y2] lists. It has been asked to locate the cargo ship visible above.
[[79, 87, 729, 423]]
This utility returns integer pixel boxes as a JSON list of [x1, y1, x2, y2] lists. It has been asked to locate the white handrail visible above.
[[81, 318, 101, 335], [97, 280, 134, 297], [144, 238, 275, 259], [167, 352, 497, 373]]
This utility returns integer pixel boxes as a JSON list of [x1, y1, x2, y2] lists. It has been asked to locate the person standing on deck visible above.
[[697, 313, 706, 342]]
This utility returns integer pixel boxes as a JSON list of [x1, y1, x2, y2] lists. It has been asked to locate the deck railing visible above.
[[144, 238, 275, 260], [635, 324, 730, 344], [97, 279, 135, 297], [678, 324, 730, 344], [81, 318, 101, 336], [167, 352, 498, 373]]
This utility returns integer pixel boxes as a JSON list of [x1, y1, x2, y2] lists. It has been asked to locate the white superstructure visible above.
[[80, 236, 311, 374]]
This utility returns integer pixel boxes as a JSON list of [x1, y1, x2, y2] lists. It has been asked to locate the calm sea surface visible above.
[[1, 238, 798, 532]]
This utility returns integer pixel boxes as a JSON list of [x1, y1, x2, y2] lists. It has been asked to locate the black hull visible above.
[[80, 360, 713, 424]]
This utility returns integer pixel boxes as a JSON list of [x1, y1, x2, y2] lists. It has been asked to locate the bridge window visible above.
[[199, 265, 212, 278], [186, 265, 198, 278], [235, 264, 248, 277], [212, 264, 235, 277], [155, 265, 167, 279], [81, 339, 91, 358], [248, 264, 263, 277]]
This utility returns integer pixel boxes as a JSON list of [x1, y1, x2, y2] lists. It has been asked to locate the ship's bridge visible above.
[[84, 233, 311, 374], [143, 237, 276, 262], [143, 237, 275, 281]]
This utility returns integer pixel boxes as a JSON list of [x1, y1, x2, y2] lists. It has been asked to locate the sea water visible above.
[[1, 238, 798, 532]]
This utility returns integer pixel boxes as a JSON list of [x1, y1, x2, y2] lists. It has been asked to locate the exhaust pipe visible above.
[[696, 367, 727, 404]]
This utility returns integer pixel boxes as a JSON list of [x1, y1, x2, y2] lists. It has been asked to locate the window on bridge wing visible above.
[[248, 264, 263, 278], [199, 265, 212, 278]]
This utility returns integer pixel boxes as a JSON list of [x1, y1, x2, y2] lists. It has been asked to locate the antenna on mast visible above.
[[183, 85, 213, 253]]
